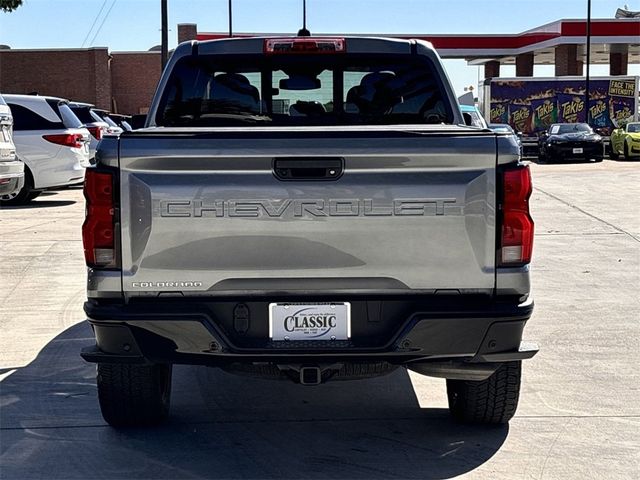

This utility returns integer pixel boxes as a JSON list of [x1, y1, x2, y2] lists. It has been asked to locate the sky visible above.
[[1, 0, 639, 95]]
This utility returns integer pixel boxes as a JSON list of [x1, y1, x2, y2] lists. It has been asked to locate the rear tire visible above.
[[26, 190, 42, 201], [97, 363, 172, 427], [537, 151, 547, 164], [624, 142, 634, 161], [609, 146, 619, 160], [447, 361, 521, 425]]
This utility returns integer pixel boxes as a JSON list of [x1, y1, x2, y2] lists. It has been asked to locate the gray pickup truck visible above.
[[81, 36, 537, 427]]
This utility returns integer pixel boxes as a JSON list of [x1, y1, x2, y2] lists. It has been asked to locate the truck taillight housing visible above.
[[499, 165, 534, 266], [82, 169, 117, 268], [264, 37, 345, 54]]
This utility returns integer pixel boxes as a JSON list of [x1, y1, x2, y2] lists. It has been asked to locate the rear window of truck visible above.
[[155, 53, 453, 127]]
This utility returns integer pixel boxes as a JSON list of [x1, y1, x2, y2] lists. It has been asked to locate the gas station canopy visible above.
[[194, 18, 640, 70]]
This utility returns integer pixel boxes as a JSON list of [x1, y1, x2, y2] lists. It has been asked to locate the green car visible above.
[[610, 122, 640, 160]]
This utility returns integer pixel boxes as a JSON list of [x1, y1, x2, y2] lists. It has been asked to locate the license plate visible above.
[[573, 147, 583, 154], [269, 302, 350, 341]]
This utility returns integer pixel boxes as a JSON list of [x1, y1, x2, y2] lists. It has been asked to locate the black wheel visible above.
[[97, 363, 172, 427], [0, 167, 37, 205], [594, 156, 603, 163], [624, 142, 634, 161], [447, 361, 521, 425], [609, 146, 619, 160], [537, 151, 547, 164], [26, 190, 42, 200]]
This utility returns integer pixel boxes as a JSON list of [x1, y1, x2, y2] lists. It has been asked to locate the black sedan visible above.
[[538, 123, 604, 163]]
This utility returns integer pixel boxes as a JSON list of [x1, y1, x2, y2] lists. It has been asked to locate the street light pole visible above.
[[161, 0, 168, 70], [228, 0, 233, 37], [585, 0, 591, 124]]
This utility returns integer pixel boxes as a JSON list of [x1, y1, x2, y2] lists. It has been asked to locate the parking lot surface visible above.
[[1, 160, 639, 479]]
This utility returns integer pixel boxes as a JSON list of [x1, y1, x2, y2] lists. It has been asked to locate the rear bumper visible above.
[[82, 296, 537, 369], [33, 149, 87, 189], [545, 142, 604, 160], [0, 161, 24, 195]]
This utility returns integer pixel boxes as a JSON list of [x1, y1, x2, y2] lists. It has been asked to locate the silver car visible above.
[[0, 94, 24, 200], [68, 102, 110, 163], [2, 94, 90, 205]]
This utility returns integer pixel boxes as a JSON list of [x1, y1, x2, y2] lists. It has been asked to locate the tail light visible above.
[[43, 133, 85, 148], [82, 169, 117, 268], [87, 126, 104, 140], [499, 164, 534, 266], [264, 38, 345, 54]]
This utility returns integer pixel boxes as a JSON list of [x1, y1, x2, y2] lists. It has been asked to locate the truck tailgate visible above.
[[118, 127, 497, 297]]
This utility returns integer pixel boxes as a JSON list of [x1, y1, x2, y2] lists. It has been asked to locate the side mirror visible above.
[[130, 114, 147, 130], [462, 112, 473, 126]]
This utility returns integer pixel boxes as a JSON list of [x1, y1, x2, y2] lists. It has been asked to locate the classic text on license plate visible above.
[[269, 302, 351, 341]]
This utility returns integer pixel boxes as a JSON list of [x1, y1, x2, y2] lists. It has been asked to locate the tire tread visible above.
[[447, 361, 521, 424], [97, 363, 171, 427]]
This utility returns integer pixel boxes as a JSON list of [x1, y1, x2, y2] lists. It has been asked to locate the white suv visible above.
[[1, 94, 90, 204], [0, 94, 24, 199], [68, 102, 110, 162]]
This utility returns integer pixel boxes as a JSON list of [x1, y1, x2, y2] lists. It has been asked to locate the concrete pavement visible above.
[[1, 160, 639, 479]]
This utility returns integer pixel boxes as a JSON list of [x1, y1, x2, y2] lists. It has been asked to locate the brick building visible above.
[[110, 52, 162, 114], [0, 48, 161, 114]]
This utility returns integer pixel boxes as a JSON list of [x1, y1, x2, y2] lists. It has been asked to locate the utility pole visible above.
[[585, 0, 591, 124], [228, 0, 232, 37], [161, 0, 168, 70]]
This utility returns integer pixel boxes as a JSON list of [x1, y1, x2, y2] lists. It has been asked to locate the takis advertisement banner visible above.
[[531, 98, 557, 130], [489, 78, 637, 136], [589, 99, 608, 128], [557, 94, 585, 123], [509, 104, 533, 133], [489, 102, 509, 124]]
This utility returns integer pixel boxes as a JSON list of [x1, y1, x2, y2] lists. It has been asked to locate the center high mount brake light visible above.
[[264, 38, 345, 54]]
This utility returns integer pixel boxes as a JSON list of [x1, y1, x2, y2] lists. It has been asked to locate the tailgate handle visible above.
[[273, 157, 343, 181]]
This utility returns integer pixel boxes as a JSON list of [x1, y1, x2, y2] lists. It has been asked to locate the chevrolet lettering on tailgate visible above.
[[158, 198, 461, 218]]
